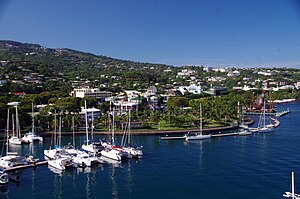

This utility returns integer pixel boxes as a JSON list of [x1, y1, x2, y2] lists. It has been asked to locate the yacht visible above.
[[22, 132, 43, 143], [48, 157, 78, 171]]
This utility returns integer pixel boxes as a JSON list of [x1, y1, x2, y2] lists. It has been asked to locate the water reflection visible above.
[[0, 185, 9, 198], [53, 173, 62, 199], [85, 169, 97, 199]]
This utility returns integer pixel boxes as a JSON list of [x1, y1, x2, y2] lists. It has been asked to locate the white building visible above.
[[178, 84, 202, 95], [79, 107, 102, 121], [70, 87, 112, 100]]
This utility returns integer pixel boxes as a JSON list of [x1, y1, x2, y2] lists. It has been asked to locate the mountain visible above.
[[0, 40, 175, 82]]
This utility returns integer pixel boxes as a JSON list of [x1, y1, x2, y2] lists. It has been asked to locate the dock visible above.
[[4, 161, 48, 172], [244, 110, 290, 117], [161, 132, 239, 140]]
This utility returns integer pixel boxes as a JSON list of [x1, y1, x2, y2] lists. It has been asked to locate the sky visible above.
[[0, 0, 300, 68]]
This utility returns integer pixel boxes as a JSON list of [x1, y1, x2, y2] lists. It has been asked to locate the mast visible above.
[[32, 103, 35, 134], [112, 107, 115, 146], [91, 109, 94, 141], [292, 172, 295, 199], [263, 100, 266, 128], [54, 110, 57, 146], [6, 109, 10, 155], [15, 105, 20, 138], [128, 109, 131, 145], [200, 103, 202, 135], [59, 114, 62, 147], [12, 114, 15, 137], [72, 115, 75, 147], [85, 100, 89, 143]]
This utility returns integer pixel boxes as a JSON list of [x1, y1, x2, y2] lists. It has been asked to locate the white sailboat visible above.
[[100, 106, 125, 161], [121, 110, 143, 158], [81, 101, 102, 154], [9, 104, 23, 145], [283, 172, 300, 199], [44, 114, 68, 160], [22, 103, 43, 143], [258, 100, 274, 133], [184, 103, 211, 141], [0, 109, 28, 169]]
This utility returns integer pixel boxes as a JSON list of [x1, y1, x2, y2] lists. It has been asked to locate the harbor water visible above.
[[0, 102, 299, 199]]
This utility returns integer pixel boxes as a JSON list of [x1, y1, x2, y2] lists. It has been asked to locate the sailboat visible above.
[[9, 104, 23, 145], [81, 101, 102, 154], [0, 109, 28, 169], [45, 113, 77, 171], [100, 106, 128, 161], [44, 113, 69, 160], [258, 100, 274, 133], [66, 110, 102, 167], [184, 103, 212, 141], [22, 103, 43, 143], [121, 109, 143, 158], [283, 172, 300, 199]]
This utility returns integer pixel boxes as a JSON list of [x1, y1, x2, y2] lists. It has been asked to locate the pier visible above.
[[4, 161, 48, 172], [160, 132, 240, 140], [244, 110, 290, 117]]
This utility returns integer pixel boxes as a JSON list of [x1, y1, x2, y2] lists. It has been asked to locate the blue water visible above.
[[0, 102, 300, 199]]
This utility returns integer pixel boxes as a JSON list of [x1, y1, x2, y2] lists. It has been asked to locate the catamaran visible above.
[[81, 101, 103, 154], [184, 103, 211, 141], [22, 103, 43, 143]]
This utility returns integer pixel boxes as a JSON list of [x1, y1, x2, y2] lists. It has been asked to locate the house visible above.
[[178, 84, 202, 95], [9, 92, 26, 97], [210, 86, 228, 96]]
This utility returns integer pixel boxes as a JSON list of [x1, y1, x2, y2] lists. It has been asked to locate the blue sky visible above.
[[0, 0, 300, 67]]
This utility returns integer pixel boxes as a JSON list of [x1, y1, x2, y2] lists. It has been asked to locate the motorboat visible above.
[[9, 136, 22, 145], [100, 149, 122, 161], [122, 146, 143, 158], [238, 129, 253, 136], [66, 148, 102, 167], [0, 153, 28, 169], [22, 132, 43, 143], [44, 147, 69, 160], [48, 157, 78, 171]]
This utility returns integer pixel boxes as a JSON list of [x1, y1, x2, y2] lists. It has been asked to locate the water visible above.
[[0, 102, 299, 199]]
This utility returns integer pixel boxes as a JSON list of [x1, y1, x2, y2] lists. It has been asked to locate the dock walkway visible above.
[[4, 161, 48, 172], [244, 110, 290, 117], [160, 132, 239, 140]]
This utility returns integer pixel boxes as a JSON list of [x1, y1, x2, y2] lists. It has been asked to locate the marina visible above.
[[0, 102, 298, 199]]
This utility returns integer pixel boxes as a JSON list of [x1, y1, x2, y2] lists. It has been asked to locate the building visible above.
[[178, 84, 202, 95], [70, 87, 112, 102]]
